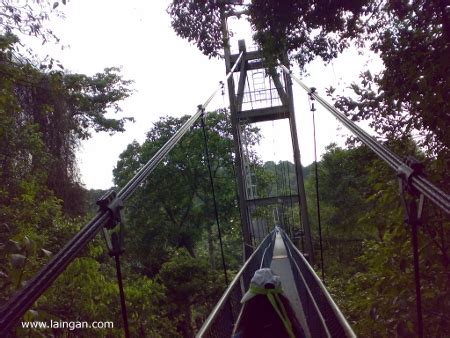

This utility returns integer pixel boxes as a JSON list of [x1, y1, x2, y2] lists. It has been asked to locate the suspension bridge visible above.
[[1, 28, 449, 338]]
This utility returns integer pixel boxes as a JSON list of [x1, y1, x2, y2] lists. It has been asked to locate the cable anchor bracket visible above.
[[308, 87, 317, 112], [198, 104, 207, 127], [397, 156, 425, 225], [96, 190, 125, 256]]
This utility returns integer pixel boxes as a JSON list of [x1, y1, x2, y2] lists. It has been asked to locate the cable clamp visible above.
[[97, 190, 125, 256], [397, 156, 424, 196], [308, 87, 317, 112], [198, 104, 207, 126], [97, 190, 123, 229], [397, 156, 425, 225], [198, 104, 206, 115]]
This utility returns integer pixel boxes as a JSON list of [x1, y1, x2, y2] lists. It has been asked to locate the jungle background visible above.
[[0, 0, 449, 337]]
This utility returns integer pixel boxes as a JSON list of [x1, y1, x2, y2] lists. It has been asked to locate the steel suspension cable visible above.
[[200, 114, 229, 287], [286, 162, 296, 239], [225, 100, 247, 252], [281, 160, 292, 237], [113, 248, 130, 338], [280, 64, 450, 216], [0, 52, 244, 334], [103, 226, 130, 338], [309, 96, 325, 283]]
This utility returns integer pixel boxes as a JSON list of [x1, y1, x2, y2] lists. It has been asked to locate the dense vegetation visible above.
[[0, 0, 448, 337], [303, 142, 449, 336]]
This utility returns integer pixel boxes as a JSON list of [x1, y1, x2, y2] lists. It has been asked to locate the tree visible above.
[[248, 0, 371, 67], [113, 111, 258, 277], [332, 0, 450, 183], [0, 0, 66, 45], [1, 38, 133, 215], [0, 1, 135, 326], [247, 0, 449, 160], [111, 111, 263, 336], [340, 163, 450, 336], [1, 0, 134, 215], [157, 249, 224, 337], [167, 0, 231, 58], [304, 141, 450, 336]]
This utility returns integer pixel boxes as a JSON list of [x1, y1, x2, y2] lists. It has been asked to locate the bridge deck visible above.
[[270, 233, 311, 337]]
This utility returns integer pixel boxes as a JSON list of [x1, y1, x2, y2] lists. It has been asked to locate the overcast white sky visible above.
[[31, 0, 383, 189]]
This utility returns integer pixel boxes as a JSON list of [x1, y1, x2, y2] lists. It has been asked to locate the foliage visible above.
[[124, 275, 177, 338], [0, 0, 66, 44], [157, 249, 224, 337], [306, 141, 449, 336], [332, 0, 450, 176], [167, 0, 370, 66], [0, 234, 56, 307], [340, 180, 450, 336], [0, 2, 135, 335], [167, 0, 231, 58], [1, 34, 133, 215], [110, 111, 263, 336], [167, 0, 449, 184], [248, 0, 371, 67], [1, 1, 448, 336], [113, 111, 255, 276]]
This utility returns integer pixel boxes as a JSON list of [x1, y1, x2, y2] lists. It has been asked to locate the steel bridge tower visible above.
[[222, 37, 314, 263]]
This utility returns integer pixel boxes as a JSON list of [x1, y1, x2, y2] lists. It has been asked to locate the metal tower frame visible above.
[[220, 14, 314, 262]]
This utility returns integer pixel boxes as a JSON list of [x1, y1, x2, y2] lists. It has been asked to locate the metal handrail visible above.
[[260, 231, 276, 269], [281, 229, 356, 337], [283, 238, 332, 337], [197, 229, 275, 337]]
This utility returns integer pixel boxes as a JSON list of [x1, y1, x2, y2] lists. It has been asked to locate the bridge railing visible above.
[[196, 229, 276, 338], [280, 229, 356, 338]]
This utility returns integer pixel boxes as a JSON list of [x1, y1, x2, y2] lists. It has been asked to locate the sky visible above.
[[29, 0, 383, 189]]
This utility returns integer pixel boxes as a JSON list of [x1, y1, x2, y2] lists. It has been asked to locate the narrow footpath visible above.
[[270, 232, 311, 337]]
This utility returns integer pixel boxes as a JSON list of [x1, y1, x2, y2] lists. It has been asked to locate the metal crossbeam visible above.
[[247, 195, 299, 207]]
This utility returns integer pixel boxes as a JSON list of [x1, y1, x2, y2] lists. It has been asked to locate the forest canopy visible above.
[[0, 0, 448, 337], [169, 0, 450, 157]]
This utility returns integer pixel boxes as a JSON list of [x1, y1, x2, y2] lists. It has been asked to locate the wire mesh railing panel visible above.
[[197, 230, 276, 338], [200, 285, 241, 338], [280, 230, 356, 338], [284, 236, 329, 337]]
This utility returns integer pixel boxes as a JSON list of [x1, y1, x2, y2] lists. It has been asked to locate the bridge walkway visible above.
[[270, 232, 311, 337]]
